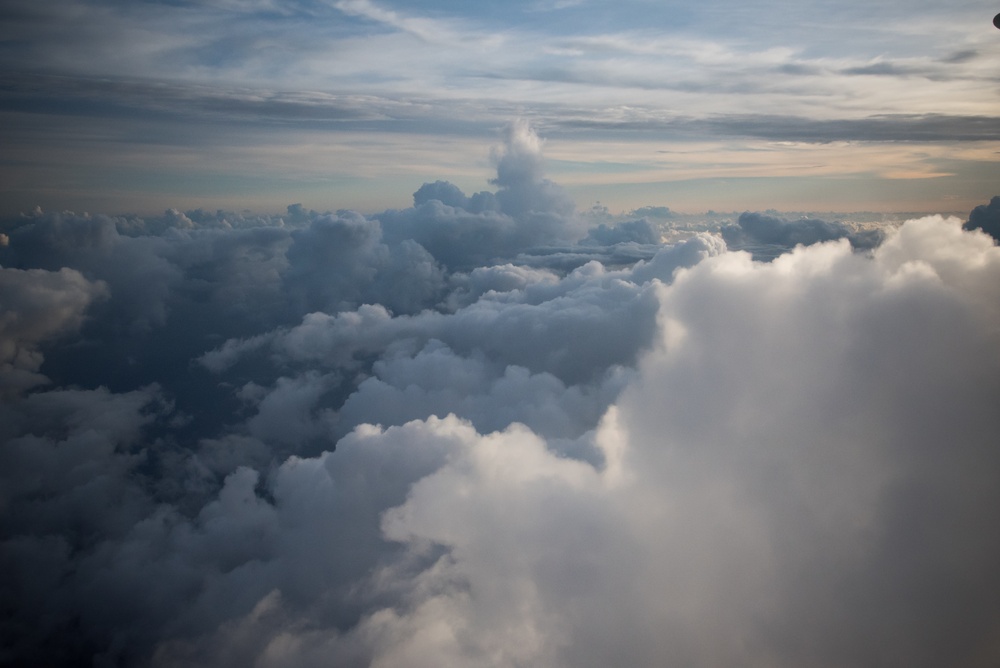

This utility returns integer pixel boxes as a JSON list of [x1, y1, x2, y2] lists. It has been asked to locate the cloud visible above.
[[0, 384, 167, 664], [379, 121, 580, 270], [628, 206, 673, 219], [581, 219, 659, 246], [560, 113, 1000, 143], [283, 210, 446, 315], [239, 270, 661, 387], [333, 0, 470, 44], [2, 124, 1000, 667], [203, 233, 723, 395], [0, 209, 183, 332], [0, 266, 107, 394], [963, 195, 1000, 242], [721, 211, 884, 259], [169, 215, 1000, 667], [333, 339, 629, 452]]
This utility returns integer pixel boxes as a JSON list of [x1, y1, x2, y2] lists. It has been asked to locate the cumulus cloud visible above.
[[0, 266, 106, 394], [379, 122, 579, 271], [490, 119, 575, 220], [204, 233, 724, 391], [170, 216, 1000, 668], [581, 218, 659, 246], [964, 195, 1000, 242], [721, 210, 884, 259], [2, 127, 999, 667], [0, 384, 168, 664], [283, 211, 445, 315]]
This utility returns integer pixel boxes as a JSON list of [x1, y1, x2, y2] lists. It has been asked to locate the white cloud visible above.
[[168, 215, 1000, 667]]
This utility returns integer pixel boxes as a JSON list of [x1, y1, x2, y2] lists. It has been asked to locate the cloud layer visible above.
[[2, 126, 1000, 667]]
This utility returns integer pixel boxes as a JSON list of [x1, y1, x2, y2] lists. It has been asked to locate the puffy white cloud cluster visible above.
[[2, 125, 1000, 667]]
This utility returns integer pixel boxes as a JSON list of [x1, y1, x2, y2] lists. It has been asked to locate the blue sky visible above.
[[1, 0, 999, 215]]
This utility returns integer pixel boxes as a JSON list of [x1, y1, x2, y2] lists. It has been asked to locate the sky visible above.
[[4, 2, 1000, 668], [1, 0, 999, 215]]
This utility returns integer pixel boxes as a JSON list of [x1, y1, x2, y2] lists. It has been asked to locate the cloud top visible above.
[[2, 125, 1000, 666]]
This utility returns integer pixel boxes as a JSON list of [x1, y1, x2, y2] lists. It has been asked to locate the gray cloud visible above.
[[721, 211, 884, 259], [175, 215, 1000, 668], [559, 113, 1000, 143], [380, 121, 581, 270], [6, 71, 999, 154], [0, 72, 400, 129], [941, 49, 979, 64], [963, 195, 1000, 242], [0, 266, 107, 394], [283, 211, 446, 315], [2, 125, 999, 668], [582, 219, 659, 246]]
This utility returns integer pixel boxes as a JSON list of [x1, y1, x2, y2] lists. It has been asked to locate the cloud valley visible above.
[[2, 122, 1000, 667]]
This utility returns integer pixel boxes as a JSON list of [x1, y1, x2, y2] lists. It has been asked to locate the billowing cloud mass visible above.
[[2, 124, 1000, 667], [0, 266, 106, 395], [964, 195, 1000, 242], [721, 211, 885, 259]]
